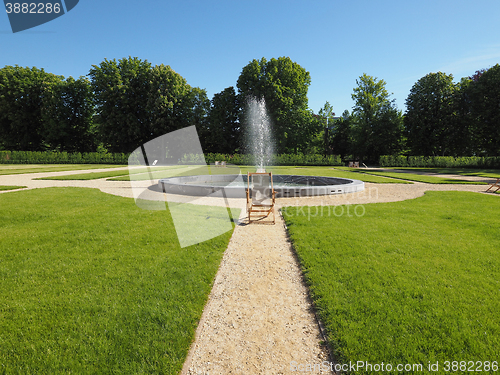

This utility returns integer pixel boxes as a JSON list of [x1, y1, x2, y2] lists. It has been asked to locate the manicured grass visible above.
[[0, 188, 234, 374], [0, 185, 26, 191], [36, 169, 137, 180], [396, 167, 500, 179], [283, 191, 500, 373], [0, 164, 126, 175], [265, 166, 410, 184], [36, 166, 196, 181], [357, 170, 486, 184], [73, 166, 410, 183]]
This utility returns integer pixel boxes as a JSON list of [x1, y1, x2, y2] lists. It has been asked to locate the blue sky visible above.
[[1, 0, 500, 115]]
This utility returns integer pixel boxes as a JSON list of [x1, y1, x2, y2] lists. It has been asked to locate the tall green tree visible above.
[[41, 76, 95, 152], [404, 72, 456, 156], [0, 66, 62, 151], [469, 64, 500, 155], [89, 57, 207, 153], [351, 73, 404, 162], [89, 57, 153, 153], [447, 76, 476, 156], [236, 57, 313, 154], [330, 110, 354, 158], [317, 101, 336, 155], [201, 86, 240, 154]]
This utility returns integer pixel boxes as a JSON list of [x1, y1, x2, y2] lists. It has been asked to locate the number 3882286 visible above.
[[5, 3, 62, 14]]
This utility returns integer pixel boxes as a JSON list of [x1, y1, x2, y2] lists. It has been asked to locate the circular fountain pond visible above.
[[158, 174, 364, 198]]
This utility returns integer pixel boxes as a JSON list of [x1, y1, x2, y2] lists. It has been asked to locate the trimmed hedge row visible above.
[[0, 151, 129, 164], [0, 150, 343, 166], [379, 155, 500, 168], [203, 153, 343, 166]]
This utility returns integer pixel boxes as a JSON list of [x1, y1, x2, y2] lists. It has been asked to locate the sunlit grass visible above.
[[336, 167, 487, 184], [0, 187, 233, 374], [395, 167, 500, 179], [0, 185, 26, 191], [359, 170, 486, 184], [109, 165, 407, 184], [283, 191, 500, 374], [0, 164, 126, 175]]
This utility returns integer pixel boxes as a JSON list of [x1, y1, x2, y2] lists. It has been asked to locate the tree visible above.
[[41, 76, 95, 152], [89, 57, 153, 153], [89, 57, 207, 153], [469, 64, 500, 155], [447, 77, 477, 156], [317, 101, 336, 155], [0, 65, 62, 151], [236, 57, 313, 154], [404, 72, 456, 156], [351, 73, 404, 162], [201, 87, 240, 154], [330, 110, 353, 159]]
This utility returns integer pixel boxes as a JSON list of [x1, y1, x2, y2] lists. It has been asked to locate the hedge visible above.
[[0, 151, 129, 164], [203, 153, 342, 166], [0, 150, 343, 167], [379, 155, 500, 169]]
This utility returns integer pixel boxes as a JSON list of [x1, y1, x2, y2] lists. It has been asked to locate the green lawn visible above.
[[36, 169, 137, 180], [357, 170, 487, 184], [396, 167, 500, 179], [0, 188, 233, 374], [109, 165, 408, 184], [0, 185, 26, 191], [283, 191, 500, 374], [0, 164, 126, 175]]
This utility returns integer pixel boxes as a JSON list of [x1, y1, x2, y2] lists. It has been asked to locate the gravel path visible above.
[[183, 212, 332, 374], [1, 169, 497, 374]]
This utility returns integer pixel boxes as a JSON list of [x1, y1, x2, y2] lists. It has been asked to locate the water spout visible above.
[[246, 97, 274, 172]]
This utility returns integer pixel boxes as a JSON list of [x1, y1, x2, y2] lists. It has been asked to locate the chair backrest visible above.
[[248, 172, 274, 204]]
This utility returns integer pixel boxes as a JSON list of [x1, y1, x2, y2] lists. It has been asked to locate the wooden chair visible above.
[[486, 178, 500, 193], [246, 172, 276, 224]]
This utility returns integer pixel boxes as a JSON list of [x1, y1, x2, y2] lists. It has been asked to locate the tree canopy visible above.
[[1, 58, 499, 161], [350, 73, 404, 162], [201, 86, 240, 154], [404, 72, 456, 156], [469, 64, 500, 155], [237, 57, 314, 153], [89, 57, 209, 153], [0, 65, 93, 152]]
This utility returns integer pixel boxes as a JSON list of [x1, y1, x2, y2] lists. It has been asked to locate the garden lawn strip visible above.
[[357, 170, 486, 184], [111, 166, 407, 183], [0, 164, 126, 175], [397, 167, 500, 179], [0, 187, 233, 374], [283, 191, 500, 373], [0, 185, 26, 191]]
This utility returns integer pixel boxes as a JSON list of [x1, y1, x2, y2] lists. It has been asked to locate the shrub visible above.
[[205, 153, 342, 166], [0, 150, 129, 164], [380, 155, 500, 168]]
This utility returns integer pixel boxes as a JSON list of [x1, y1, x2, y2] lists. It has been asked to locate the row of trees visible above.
[[326, 65, 500, 162], [0, 56, 319, 155], [0, 66, 94, 152], [405, 68, 500, 156], [1, 57, 499, 162]]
